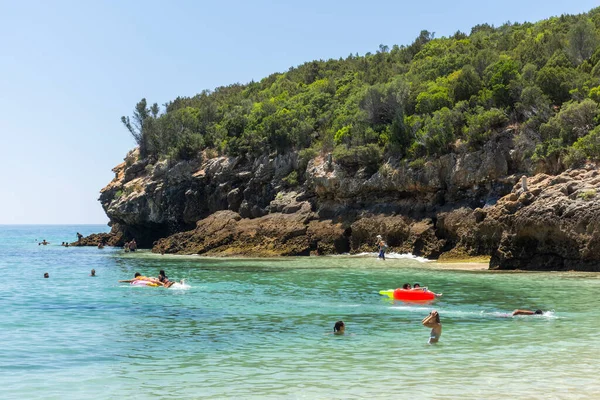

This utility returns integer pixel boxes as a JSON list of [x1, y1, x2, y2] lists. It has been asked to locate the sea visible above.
[[1, 225, 599, 399]]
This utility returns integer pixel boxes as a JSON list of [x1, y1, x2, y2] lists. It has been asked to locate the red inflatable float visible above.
[[379, 288, 436, 301]]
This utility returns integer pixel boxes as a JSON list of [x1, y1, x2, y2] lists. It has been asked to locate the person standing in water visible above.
[[128, 239, 137, 252], [422, 310, 442, 344], [376, 235, 387, 260], [333, 321, 345, 335]]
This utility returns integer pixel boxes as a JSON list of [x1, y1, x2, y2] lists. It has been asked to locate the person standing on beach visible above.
[[77, 232, 83, 243], [376, 235, 387, 260], [422, 310, 442, 344]]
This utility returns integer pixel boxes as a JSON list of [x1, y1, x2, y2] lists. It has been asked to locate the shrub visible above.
[[333, 144, 382, 172], [464, 107, 508, 147], [298, 147, 318, 172], [282, 170, 299, 186], [408, 157, 426, 169], [578, 189, 596, 200]]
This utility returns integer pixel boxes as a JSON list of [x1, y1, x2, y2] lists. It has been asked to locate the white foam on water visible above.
[[350, 252, 432, 262], [169, 280, 191, 290]]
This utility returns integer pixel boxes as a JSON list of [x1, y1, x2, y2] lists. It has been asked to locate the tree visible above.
[[121, 98, 158, 158], [450, 65, 482, 102], [567, 18, 599, 65]]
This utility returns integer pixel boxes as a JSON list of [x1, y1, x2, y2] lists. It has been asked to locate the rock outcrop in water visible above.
[[94, 130, 600, 271]]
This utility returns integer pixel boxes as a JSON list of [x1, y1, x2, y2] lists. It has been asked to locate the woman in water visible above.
[[333, 321, 345, 335], [422, 310, 442, 344]]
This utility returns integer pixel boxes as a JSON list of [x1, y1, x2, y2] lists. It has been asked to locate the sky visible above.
[[0, 0, 598, 224]]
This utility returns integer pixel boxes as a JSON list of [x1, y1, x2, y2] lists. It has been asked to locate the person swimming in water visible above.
[[333, 321, 345, 335], [512, 309, 544, 316], [157, 270, 176, 288], [90, 269, 96, 277], [422, 310, 442, 344]]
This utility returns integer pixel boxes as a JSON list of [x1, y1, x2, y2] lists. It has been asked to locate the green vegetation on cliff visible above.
[[122, 8, 600, 175]]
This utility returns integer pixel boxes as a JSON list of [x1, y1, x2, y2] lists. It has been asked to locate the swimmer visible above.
[[97, 242, 104, 249], [44, 272, 49, 278], [90, 269, 96, 277], [512, 309, 544, 316], [422, 310, 442, 344], [41, 239, 49, 245], [333, 321, 345, 335], [158, 269, 176, 288]]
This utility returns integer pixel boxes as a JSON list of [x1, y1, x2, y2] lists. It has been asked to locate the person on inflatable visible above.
[[422, 310, 442, 344], [120, 272, 164, 286], [413, 283, 442, 297]]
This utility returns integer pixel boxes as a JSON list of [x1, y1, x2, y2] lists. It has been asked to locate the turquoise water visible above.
[[2, 225, 599, 399]]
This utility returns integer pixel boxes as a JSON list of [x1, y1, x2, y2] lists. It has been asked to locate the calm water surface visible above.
[[1, 225, 599, 399]]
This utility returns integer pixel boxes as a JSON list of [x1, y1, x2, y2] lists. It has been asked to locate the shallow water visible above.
[[2, 225, 599, 399]]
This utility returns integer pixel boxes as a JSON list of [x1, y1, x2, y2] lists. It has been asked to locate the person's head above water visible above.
[[134, 272, 141, 278], [535, 309, 543, 315], [402, 283, 411, 290], [44, 272, 49, 278], [90, 269, 96, 276], [334, 320, 345, 334]]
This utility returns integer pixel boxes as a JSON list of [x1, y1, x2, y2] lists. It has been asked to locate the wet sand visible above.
[[433, 256, 490, 271]]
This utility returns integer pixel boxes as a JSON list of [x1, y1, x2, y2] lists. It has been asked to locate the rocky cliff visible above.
[[96, 129, 600, 271]]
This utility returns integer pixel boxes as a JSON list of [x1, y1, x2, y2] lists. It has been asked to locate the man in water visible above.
[[90, 269, 96, 277], [512, 309, 543, 316], [422, 310, 442, 344], [44, 272, 49, 278], [128, 239, 137, 252]]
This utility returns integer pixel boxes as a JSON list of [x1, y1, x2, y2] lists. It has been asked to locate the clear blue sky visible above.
[[0, 0, 597, 224]]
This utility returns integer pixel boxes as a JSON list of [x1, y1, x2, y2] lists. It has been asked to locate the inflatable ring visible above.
[[379, 288, 435, 301]]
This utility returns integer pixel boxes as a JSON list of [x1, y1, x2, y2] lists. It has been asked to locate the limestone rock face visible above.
[[96, 130, 600, 270], [487, 168, 600, 270]]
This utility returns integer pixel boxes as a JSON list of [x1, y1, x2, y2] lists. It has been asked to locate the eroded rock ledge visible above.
[[93, 134, 600, 271]]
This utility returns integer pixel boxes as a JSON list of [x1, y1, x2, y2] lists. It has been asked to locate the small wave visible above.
[[350, 252, 432, 262], [170, 280, 191, 290]]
